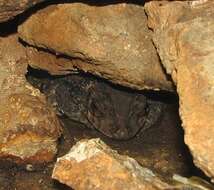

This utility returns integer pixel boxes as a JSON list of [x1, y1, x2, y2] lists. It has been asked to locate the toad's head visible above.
[[87, 83, 150, 140]]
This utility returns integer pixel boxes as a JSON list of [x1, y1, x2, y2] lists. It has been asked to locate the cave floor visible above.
[[0, 101, 198, 190]]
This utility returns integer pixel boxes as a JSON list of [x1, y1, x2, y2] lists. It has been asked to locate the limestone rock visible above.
[[18, 3, 173, 91], [0, 0, 46, 22], [145, 0, 214, 180], [52, 138, 171, 190], [0, 34, 62, 164]]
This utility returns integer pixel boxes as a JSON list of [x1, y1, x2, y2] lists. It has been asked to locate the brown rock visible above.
[[0, 34, 62, 164], [0, 93, 62, 164], [26, 47, 75, 75], [145, 0, 214, 180], [0, 0, 46, 22], [18, 3, 173, 91], [52, 138, 171, 190], [145, 0, 214, 82]]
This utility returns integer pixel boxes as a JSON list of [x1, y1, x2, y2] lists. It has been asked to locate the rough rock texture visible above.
[[26, 47, 75, 75], [172, 174, 214, 190], [0, 34, 62, 164], [18, 3, 173, 91], [52, 138, 171, 190], [145, 0, 214, 180], [0, 0, 46, 22]]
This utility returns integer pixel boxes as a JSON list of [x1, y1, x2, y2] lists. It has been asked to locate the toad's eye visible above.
[[40, 83, 49, 92]]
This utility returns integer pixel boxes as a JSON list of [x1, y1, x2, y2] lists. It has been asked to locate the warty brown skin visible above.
[[27, 73, 164, 140]]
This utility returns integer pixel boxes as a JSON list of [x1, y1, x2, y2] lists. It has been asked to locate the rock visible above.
[[52, 138, 171, 190], [18, 3, 173, 91], [0, 0, 46, 22], [145, 0, 214, 82], [172, 174, 214, 190], [145, 0, 214, 180], [0, 93, 62, 164], [0, 34, 62, 165], [26, 47, 75, 75]]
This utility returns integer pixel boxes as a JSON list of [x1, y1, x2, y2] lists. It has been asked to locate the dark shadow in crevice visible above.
[[0, 16, 19, 37], [181, 137, 212, 182], [173, 115, 212, 182], [53, 180, 73, 190]]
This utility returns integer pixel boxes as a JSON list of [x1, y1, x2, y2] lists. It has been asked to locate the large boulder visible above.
[[0, 34, 62, 165], [18, 3, 173, 91], [145, 0, 214, 180]]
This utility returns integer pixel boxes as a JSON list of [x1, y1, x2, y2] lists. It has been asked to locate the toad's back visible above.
[[27, 74, 164, 140]]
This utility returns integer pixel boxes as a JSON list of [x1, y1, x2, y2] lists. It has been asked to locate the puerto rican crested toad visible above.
[[27, 73, 164, 140]]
